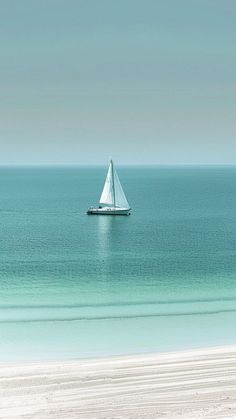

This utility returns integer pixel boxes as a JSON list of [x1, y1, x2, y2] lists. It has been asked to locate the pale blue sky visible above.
[[0, 0, 235, 165]]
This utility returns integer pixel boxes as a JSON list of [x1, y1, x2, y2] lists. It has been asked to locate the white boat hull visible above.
[[87, 207, 131, 216]]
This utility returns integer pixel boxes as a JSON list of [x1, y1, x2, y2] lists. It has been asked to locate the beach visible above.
[[0, 346, 236, 418]]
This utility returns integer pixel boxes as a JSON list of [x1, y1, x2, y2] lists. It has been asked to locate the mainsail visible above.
[[99, 160, 130, 209], [99, 162, 114, 206]]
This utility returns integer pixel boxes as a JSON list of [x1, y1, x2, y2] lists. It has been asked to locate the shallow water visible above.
[[0, 166, 236, 360]]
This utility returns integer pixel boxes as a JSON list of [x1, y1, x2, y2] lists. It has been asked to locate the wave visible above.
[[0, 307, 236, 324], [1, 296, 236, 310]]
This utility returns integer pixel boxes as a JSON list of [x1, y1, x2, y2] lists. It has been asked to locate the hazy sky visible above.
[[0, 0, 235, 165]]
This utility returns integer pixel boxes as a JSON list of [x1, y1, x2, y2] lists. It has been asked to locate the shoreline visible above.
[[0, 345, 236, 418]]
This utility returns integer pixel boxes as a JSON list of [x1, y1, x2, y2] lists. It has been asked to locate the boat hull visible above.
[[87, 207, 131, 216]]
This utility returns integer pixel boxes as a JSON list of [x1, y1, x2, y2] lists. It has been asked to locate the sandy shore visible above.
[[0, 346, 236, 418]]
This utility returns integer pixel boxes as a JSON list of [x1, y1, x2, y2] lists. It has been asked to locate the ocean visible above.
[[0, 166, 236, 361]]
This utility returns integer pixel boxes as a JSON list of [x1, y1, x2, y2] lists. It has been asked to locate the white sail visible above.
[[99, 160, 130, 209], [113, 165, 130, 208], [99, 162, 115, 206]]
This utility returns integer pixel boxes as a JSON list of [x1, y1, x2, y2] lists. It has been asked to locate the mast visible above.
[[111, 159, 116, 207]]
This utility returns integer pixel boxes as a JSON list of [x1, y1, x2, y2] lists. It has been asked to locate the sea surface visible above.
[[0, 166, 236, 361]]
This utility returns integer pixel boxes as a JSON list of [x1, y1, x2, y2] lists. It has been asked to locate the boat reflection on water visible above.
[[97, 215, 115, 258]]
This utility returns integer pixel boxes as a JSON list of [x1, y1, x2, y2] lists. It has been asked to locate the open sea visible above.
[[0, 166, 236, 361]]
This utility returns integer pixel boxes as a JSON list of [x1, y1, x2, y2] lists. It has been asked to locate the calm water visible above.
[[0, 166, 236, 360]]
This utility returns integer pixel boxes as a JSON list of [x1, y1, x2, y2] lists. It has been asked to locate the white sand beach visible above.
[[0, 346, 236, 418]]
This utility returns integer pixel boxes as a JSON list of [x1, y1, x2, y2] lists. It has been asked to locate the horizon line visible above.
[[0, 163, 236, 168]]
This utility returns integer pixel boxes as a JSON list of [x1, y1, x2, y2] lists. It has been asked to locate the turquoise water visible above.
[[0, 166, 236, 360]]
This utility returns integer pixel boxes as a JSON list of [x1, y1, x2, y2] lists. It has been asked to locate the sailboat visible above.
[[87, 160, 131, 215]]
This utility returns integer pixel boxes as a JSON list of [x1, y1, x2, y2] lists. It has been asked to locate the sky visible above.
[[0, 0, 235, 165]]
